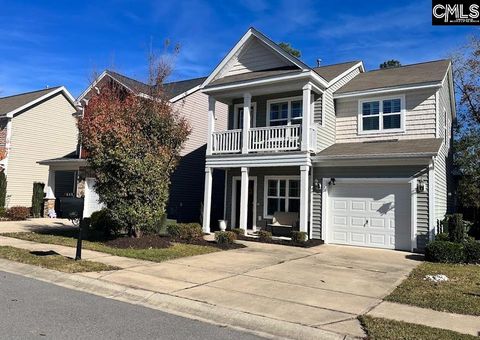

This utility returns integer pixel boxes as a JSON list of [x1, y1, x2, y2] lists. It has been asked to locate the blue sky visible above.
[[0, 0, 477, 97]]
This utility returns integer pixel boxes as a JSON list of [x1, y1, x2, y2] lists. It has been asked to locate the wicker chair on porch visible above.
[[267, 211, 299, 237]]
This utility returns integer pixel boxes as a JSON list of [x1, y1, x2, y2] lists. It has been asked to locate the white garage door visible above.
[[328, 182, 411, 250]]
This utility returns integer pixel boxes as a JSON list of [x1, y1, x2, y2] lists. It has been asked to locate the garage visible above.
[[326, 180, 412, 251]]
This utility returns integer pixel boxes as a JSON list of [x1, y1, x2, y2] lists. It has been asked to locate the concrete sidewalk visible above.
[[0, 218, 75, 233], [2, 235, 457, 339]]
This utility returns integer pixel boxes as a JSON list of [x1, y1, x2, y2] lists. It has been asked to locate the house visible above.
[[40, 71, 228, 221], [201, 28, 455, 252], [0, 87, 79, 208]]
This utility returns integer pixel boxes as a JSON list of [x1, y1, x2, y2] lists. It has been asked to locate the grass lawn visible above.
[[385, 262, 480, 316], [359, 316, 478, 340], [0, 246, 119, 273], [2, 232, 220, 263]]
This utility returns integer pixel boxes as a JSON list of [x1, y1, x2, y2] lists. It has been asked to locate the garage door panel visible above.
[[328, 182, 411, 250]]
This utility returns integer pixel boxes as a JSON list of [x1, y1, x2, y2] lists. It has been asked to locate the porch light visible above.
[[417, 179, 426, 193], [313, 179, 321, 193], [328, 178, 336, 186]]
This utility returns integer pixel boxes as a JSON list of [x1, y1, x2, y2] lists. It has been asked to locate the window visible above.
[[267, 97, 303, 126], [359, 96, 404, 133], [265, 177, 300, 217]]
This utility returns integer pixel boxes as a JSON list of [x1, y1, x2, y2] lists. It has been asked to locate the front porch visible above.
[[202, 165, 314, 239]]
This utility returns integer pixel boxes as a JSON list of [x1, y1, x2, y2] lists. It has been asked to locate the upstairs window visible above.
[[359, 96, 404, 133], [267, 97, 303, 126]]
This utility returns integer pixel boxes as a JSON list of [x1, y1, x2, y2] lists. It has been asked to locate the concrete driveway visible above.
[[96, 241, 420, 338]]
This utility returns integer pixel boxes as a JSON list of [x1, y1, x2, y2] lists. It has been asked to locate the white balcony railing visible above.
[[248, 124, 301, 152], [212, 129, 242, 154], [210, 124, 317, 154]]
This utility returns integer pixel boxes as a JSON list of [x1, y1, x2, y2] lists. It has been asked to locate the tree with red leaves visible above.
[[78, 58, 190, 237]]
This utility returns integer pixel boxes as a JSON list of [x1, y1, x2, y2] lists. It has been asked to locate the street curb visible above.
[[0, 259, 358, 340]]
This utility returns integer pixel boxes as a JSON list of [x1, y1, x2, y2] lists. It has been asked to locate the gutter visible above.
[[313, 151, 439, 162]]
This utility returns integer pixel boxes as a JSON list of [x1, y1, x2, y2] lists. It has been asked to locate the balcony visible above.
[[211, 124, 317, 154]]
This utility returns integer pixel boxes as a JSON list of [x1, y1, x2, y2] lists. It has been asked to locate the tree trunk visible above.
[[129, 226, 142, 238]]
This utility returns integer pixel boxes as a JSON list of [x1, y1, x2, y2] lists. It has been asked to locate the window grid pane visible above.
[[363, 116, 379, 130], [383, 114, 401, 129]]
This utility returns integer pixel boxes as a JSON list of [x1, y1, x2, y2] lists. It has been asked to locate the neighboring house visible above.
[[0, 87, 78, 208], [40, 71, 228, 221], [201, 28, 455, 252]]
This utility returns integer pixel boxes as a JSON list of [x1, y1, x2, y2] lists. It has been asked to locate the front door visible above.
[[234, 179, 255, 230]]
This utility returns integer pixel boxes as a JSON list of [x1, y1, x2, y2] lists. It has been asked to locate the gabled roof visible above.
[[313, 61, 362, 82], [336, 60, 451, 96], [0, 86, 75, 118], [316, 138, 443, 160], [202, 27, 315, 88], [78, 70, 206, 103]]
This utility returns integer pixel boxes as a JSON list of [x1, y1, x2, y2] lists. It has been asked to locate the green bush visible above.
[[425, 240, 465, 263], [291, 231, 307, 243], [89, 209, 119, 236], [167, 223, 203, 242], [448, 214, 466, 243], [215, 231, 236, 245], [258, 230, 272, 242], [435, 232, 450, 241], [6, 206, 30, 221], [31, 182, 45, 218], [231, 228, 245, 236], [464, 239, 480, 264], [0, 172, 7, 208], [0, 207, 6, 217]]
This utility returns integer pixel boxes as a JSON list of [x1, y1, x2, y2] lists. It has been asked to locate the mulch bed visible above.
[[237, 235, 324, 248], [104, 234, 245, 250]]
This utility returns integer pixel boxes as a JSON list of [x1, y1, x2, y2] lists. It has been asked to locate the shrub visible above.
[[291, 231, 307, 243], [464, 239, 480, 264], [6, 206, 30, 221], [167, 223, 203, 242], [0, 207, 6, 217], [448, 214, 466, 243], [258, 230, 272, 242], [0, 172, 6, 208], [435, 232, 450, 241], [215, 231, 236, 245], [89, 209, 120, 236], [231, 228, 245, 236], [425, 240, 465, 263], [31, 182, 45, 218]]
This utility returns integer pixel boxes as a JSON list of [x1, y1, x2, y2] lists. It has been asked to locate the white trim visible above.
[[326, 61, 365, 86], [410, 178, 418, 252], [202, 28, 310, 88], [203, 70, 314, 93], [206, 152, 312, 168], [266, 96, 303, 126], [435, 90, 440, 138], [202, 167, 213, 233], [321, 92, 326, 127], [357, 94, 406, 135], [428, 158, 436, 240], [223, 169, 228, 220], [313, 157, 434, 167], [333, 82, 442, 99], [263, 175, 301, 219], [309, 168, 314, 240], [233, 102, 257, 129], [6, 86, 75, 118], [169, 85, 201, 103], [231, 175, 257, 231], [321, 178, 329, 243]]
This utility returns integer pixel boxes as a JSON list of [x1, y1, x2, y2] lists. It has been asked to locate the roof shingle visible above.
[[0, 87, 62, 116], [336, 60, 450, 95]]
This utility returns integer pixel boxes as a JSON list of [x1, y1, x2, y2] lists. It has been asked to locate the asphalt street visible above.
[[0, 271, 263, 340]]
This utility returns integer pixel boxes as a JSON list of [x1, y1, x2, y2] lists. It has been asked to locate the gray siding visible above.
[[317, 67, 361, 151], [311, 165, 429, 250], [335, 88, 437, 143], [435, 73, 454, 222]]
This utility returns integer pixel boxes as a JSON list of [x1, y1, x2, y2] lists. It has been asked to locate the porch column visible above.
[[301, 83, 312, 151], [299, 165, 310, 236], [241, 93, 251, 154], [206, 96, 216, 156], [202, 167, 213, 233], [44, 169, 56, 217], [238, 167, 249, 232]]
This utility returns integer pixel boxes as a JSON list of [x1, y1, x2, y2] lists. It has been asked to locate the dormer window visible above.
[[358, 96, 405, 134]]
